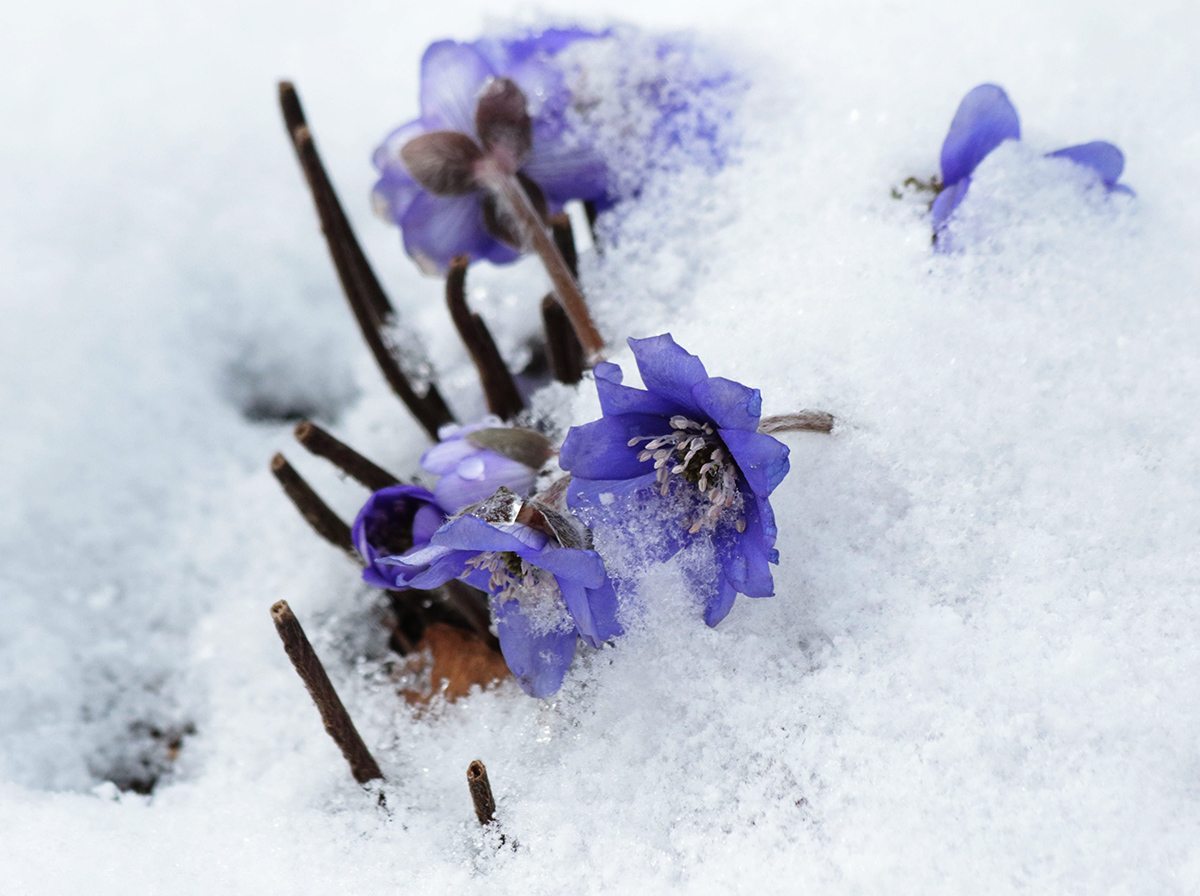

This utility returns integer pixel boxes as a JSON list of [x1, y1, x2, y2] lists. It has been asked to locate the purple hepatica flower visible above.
[[351, 485, 447, 589], [931, 84, 1132, 236], [373, 31, 609, 274], [421, 418, 554, 513], [383, 487, 622, 698], [558, 334, 789, 627]]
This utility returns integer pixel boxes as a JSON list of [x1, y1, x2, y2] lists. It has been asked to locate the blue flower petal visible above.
[[559, 414, 668, 481], [1046, 141, 1125, 188], [421, 437, 479, 475], [399, 192, 516, 275], [627, 334, 709, 413], [522, 139, 609, 204], [432, 451, 538, 513], [593, 361, 687, 418], [585, 575, 624, 644], [720, 428, 790, 497], [931, 176, 971, 232], [419, 40, 494, 135], [411, 503, 446, 545], [940, 84, 1020, 187], [557, 576, 602, 644], [703, 577, 738, 627], [494, 599, 577, 697], [384, 543, 474, 590], [716, 492, 777, 599], [528, 546, 606, 589], [691, 376, 762, 432], [431, 514, 547, 554]]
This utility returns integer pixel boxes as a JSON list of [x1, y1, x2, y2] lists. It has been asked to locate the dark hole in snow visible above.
[[89, 721, 196, 795]]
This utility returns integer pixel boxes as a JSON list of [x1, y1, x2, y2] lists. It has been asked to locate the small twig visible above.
[[294, 420, 400, 493], [541, 294, 584, 384], [270, 453, 356, 556], [480, 170, 604, 361], [758, 411, 836, 435], [445, 256, 525, 420], [467, 760, 496, 825], [549, 213, 578, 279], [271, 600, 385, 785], [279, 84, 455, 438]]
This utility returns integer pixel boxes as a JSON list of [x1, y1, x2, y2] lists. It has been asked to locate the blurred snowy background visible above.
[[2, 0, 1199, 892]]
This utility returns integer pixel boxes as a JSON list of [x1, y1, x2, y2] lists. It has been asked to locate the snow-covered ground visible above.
[[3, 0, 1199, 892]]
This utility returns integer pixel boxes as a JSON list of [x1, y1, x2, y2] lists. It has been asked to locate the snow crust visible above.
[[3, 0, 1200, 892]]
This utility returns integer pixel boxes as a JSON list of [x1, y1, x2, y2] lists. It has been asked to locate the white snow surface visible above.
[[3, 0, 1200, 892]]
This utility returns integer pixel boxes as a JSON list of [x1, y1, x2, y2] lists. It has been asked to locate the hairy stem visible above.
[[446, 256, 525, 420], [758, 412, 836, 435], [481, 170, 605, 361]]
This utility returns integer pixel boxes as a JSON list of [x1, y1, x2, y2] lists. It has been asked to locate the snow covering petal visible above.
[[720, 428, 790, 497], [494, 599, 577, 698], [717, 492, 777, 598], [931, 176, 971, 232], [703, 577, 738, 627], [566, 471, 660, 513], [1046, 141, 1126, 188], [940, 84, 1020, 187]]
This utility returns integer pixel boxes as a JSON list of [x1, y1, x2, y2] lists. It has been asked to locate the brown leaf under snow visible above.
[[401, 623, 510, 704]]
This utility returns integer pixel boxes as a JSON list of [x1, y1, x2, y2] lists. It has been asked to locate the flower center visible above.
[[465, 551, 572, 633], [628, 416, 744, 534]]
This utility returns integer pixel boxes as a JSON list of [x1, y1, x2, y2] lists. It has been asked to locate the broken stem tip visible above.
[[270, 600, 385, 785], [467, 759, 497, 825]]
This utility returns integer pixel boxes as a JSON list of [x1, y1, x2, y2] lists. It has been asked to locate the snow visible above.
[[3, 0, 1200, 892]]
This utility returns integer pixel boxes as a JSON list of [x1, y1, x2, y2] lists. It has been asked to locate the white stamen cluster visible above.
[[465, 551, 571, 633], [628, 415, 744, 534]]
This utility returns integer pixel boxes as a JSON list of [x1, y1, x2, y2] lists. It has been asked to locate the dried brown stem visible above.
[[279, 82, 392, 322], [445, 256, 525, 420], [279, 83, 454, 438], [541, 294, 584, 384], [270, 453, 355, 556], [482, 170, 604, 361], [758, 411, 836, 435], [294, 420, 400, 493], [467, 760, 496, 825], [271, 600, 385, 784]]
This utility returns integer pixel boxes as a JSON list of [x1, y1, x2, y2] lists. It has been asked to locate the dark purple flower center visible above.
[[629, 415, 744, 533]]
